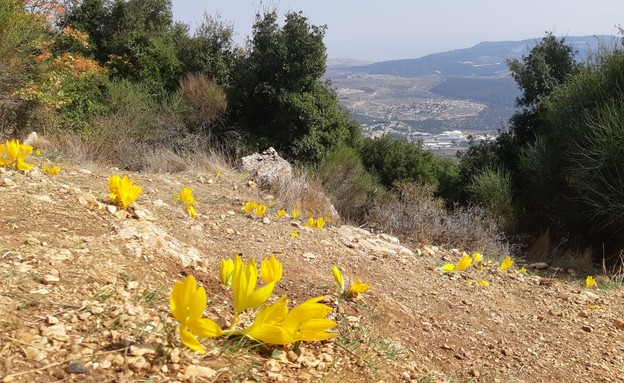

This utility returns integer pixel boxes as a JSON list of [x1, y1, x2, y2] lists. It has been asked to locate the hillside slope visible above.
[[1, 157, 623, 383]]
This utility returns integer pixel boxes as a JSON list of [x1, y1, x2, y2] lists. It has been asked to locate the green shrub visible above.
[[467, 167, 516, 232], [315, 145, 380, 222], [360, 135, 439, 188]]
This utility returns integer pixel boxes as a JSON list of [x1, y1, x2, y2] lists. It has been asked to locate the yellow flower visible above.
[[499, 256, 514, 271], [108, 175, 142, 209], [220, 259, 234, 288], [242, 201, 257, 214], [306, 217, 316, 227], [291, 209, 300, 219], [585, 276, 596, 288], [316, 217, 325, 229], [290, 231, 299, 239], [519, 267, 527, 274], [260, 254, 283, 284], [173, 187, 197, 218], [472, 252, 483, 263], [170, 276, 223, 353], [455, 255, 472, 271], [348, 279, 370, 298], [231, 256, 276, 316], [35, 149, 41, 156], [0, 140, 34, 171], [332, 266, 344, 291], [41, 165, 60, 176], [477, 279, 490, 287], [277, 209, 286, 218], [215, 170, 222, 178], [255, 204, 267, 217], [440, 263, 456, 273], [243, 296, 336, 345]]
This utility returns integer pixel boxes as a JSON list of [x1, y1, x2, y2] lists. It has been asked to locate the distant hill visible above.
[[338, 35, 618, 77]]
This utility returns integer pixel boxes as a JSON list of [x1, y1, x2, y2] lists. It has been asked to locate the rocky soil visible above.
[[1, 157, 623, 383]]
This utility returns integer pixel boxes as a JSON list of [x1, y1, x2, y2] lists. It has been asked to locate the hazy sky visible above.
[[171, 1, 622, 61]]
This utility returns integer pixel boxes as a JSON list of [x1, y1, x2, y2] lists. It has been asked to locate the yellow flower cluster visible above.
[[306, 217, 326, 229], [332, 266, 370, 299], [173, 186, 196, 218], [41, 165, 60, 176], [108, 175, 142, 210], [170, 254, 336, 352], [241, 200, 268, 217], [0, 139, 34, 171]]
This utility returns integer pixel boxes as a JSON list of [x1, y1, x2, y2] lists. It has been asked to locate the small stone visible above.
[[106, 205, 117, 214], [65, 362, 90, 375], [129, 344, 156, 357], [134, 209, 148, 219], [185, 365, 217, 379], [78, 169, 92, 175], [345, 316, 360, 323], [529, 262, 549, 270], [128, 356, 149, 371], [227, 210, 236, 216], [90, 305, 105, 315], [225, 228, 235, 234], [24, 237, 41, 246], [126, 281, 139, 290], [262, 217, 271, 225], [302, 252, 316, 259], [613, 319, 624, 330], [41, 323, 68, 341], [41, 274, 60, 285], [47, 316, 59, 325], [581, 325, 593, 333], [286, 350, 299, 362], [1, 177, 16, 187]]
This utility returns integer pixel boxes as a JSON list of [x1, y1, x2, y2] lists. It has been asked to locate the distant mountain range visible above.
[[334, 35, 619, 77]]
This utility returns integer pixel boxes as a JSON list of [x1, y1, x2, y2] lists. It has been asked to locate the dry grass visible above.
[[269, 168, 339, 222], [367, 182, 507, 256]]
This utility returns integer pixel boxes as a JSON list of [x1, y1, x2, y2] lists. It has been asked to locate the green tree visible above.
[[229, 10, 360, 163], [178, 13, 237, 85], [507, 32, 578, 146], [360, 135, 440, 188], [65, 0, 182, 95], [519, 49, 624, 258]]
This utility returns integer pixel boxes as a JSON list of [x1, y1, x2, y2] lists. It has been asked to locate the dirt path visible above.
[[1, 159, 622, 382]]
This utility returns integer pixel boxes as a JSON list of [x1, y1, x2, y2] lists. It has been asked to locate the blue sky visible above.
[[172, 1, 623, 61]]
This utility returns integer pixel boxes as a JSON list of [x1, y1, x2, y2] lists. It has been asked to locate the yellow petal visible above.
[[306, 217, 315, 227], [499, 256, 514, 271], [255, 204, 267, 216], [472, 252, 483, 263], [455, 255, 472, 271], [316, 217, 325, 229], [187, 206, 196, 218], [220, 259, 234, 288], [277, 209, 286, 218], [290, 231, 299, 239], [179, 325, 206, 354], [585, 276, 596, 288], [187, 317, 223, 338], [477, 279, 490, 287], [348, 279, 370, 295], [332, 266, 344, 291], [441, 263, 456, 272], [291, 209, 300, 219], [260, 254, 283, 284]]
